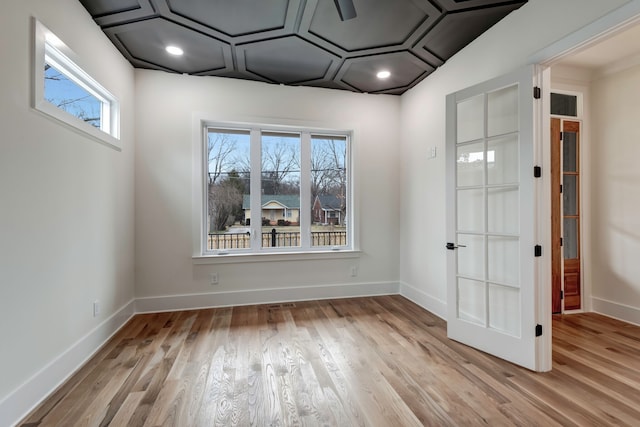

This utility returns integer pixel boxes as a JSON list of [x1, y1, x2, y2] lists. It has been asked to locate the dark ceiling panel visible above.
[[166, 0, 290, 37], [307, 0, 440, 52], [338, 52, 434, 93], [78, 0, 141, 17], [78, 0, 528, 95], [240, 36, 337, 84], [418, 2, 526, 60], [109, 18, 230, 74]]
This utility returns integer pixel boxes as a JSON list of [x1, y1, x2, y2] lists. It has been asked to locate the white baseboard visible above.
[[399, 281, 447, 320], [0, 299, 136, 427], [136, 281, 400, 313], [592, 297, 640, 326]]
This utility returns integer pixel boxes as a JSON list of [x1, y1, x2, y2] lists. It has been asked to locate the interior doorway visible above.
[[539, 3, 640, 323]]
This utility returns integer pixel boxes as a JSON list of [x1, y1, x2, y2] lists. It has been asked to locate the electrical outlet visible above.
[[210, 272, 219, 285], [350, 265, 358, 277], [93, 300, 100, 317]]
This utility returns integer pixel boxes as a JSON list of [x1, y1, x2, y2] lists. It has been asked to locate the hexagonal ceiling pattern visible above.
[[79, 0, 527, 95]]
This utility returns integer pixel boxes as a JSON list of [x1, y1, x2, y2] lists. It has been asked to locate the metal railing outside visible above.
[[208, 229, 347, 250]]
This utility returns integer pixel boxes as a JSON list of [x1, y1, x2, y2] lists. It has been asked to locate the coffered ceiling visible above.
[[78, 0, 527, 95]]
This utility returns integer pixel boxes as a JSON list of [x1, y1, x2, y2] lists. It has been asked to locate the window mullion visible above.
[[249, 129, 262, 252], [300, 132, 311, 250]]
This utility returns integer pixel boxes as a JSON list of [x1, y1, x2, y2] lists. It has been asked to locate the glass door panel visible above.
[[488, 284, 520, 336], [488, 187, 519, 234], [487, 236, 519, 285], [457, 95, 484, 143], [457, 189, 484, 232], [457, 142, 485, 187], [487, 135, 519, 185], [487, 85, 518, 137], [458, 278, 486, 326], [457, 234, 484, 280]]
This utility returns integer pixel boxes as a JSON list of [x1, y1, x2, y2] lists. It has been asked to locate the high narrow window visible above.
[[203, 124, 352, 255], [33, 19, 120, 148]]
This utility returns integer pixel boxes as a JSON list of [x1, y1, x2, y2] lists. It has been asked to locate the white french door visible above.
[[446, 66, 539, 370]]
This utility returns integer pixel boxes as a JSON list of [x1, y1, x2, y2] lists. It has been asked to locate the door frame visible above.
[[530, 0, 640, 370]]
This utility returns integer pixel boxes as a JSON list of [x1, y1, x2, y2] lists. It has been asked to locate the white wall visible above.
[[134, 71, 400, 307], [590, 63, 640, 323], [399, 0, 630, 317], [0, 0, 135, 423]]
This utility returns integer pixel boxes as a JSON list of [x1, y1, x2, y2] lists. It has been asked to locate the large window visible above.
[[32, 19, 120, 149], [203, 125, 352, 255]]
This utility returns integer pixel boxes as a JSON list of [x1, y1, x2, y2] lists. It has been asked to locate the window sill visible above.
[[193, 250, 361, 265], [32, 104, 122, 151]]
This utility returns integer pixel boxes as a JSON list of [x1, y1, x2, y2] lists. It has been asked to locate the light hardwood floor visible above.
[[20, 295, 640, 426]]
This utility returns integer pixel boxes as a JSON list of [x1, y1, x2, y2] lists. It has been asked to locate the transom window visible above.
[[203, 125, 352, 255]]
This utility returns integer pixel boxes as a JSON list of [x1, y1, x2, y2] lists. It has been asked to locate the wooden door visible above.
[[551, 118, 581, 313]]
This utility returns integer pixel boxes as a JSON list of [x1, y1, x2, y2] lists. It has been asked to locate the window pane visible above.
[[551, 93, 578, 117], [563, 175, 577, 216], [207, 129, 251, 250], [44, 62, 102, 128], [457, 95, 484, 143], [458, 278, 486, 326], [261, 132, 301, 248], [488, 236, 519, 286], [487, 84, 518, 137], [488, 186, 519, 234], [457, 142, 485, 187], [563, 132, 578, 172], [311, 136, 348, 247], [457, 234, 484, 281], [457, 188, 483, 233], [489, 284, 520, 337], [563, 218, 579, 259], [487, 135, 518, 185]]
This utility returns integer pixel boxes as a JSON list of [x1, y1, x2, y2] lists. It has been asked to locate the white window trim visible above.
[[32, 18, 121, 150], [191, 113, 360, 263]]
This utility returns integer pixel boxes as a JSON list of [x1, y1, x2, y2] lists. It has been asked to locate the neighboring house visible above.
[[313, 195, 344, 225], [243, 195, 300, 225]]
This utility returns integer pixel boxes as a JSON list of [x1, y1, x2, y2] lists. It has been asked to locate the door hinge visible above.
[[560, 131, 564, 141], [534, 166, 542, 178], [534, 245, 542, 257], [533, 86, 541, 99], [560, 184, 563, 193], [561, 290, 564, 300], [535, 324, 543, 337], [560, 237, 563, 246]]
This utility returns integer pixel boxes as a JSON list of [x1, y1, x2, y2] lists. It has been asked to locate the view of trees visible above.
[[311, 137, 347, 219], [207, 132, 247, 232], [207, 130, 347, 233], [44, 64, 101, 128], [261, 134, 300, 196]]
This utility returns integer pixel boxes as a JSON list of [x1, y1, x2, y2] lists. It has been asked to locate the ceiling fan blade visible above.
[[334, 0, 357, 21]]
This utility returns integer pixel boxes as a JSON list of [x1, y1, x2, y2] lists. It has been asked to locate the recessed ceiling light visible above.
[[376, 70, 391, 79], [165, 45, 184, 56]]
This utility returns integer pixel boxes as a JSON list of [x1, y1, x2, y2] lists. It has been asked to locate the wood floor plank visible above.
[[19, 296, 640, 426]]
